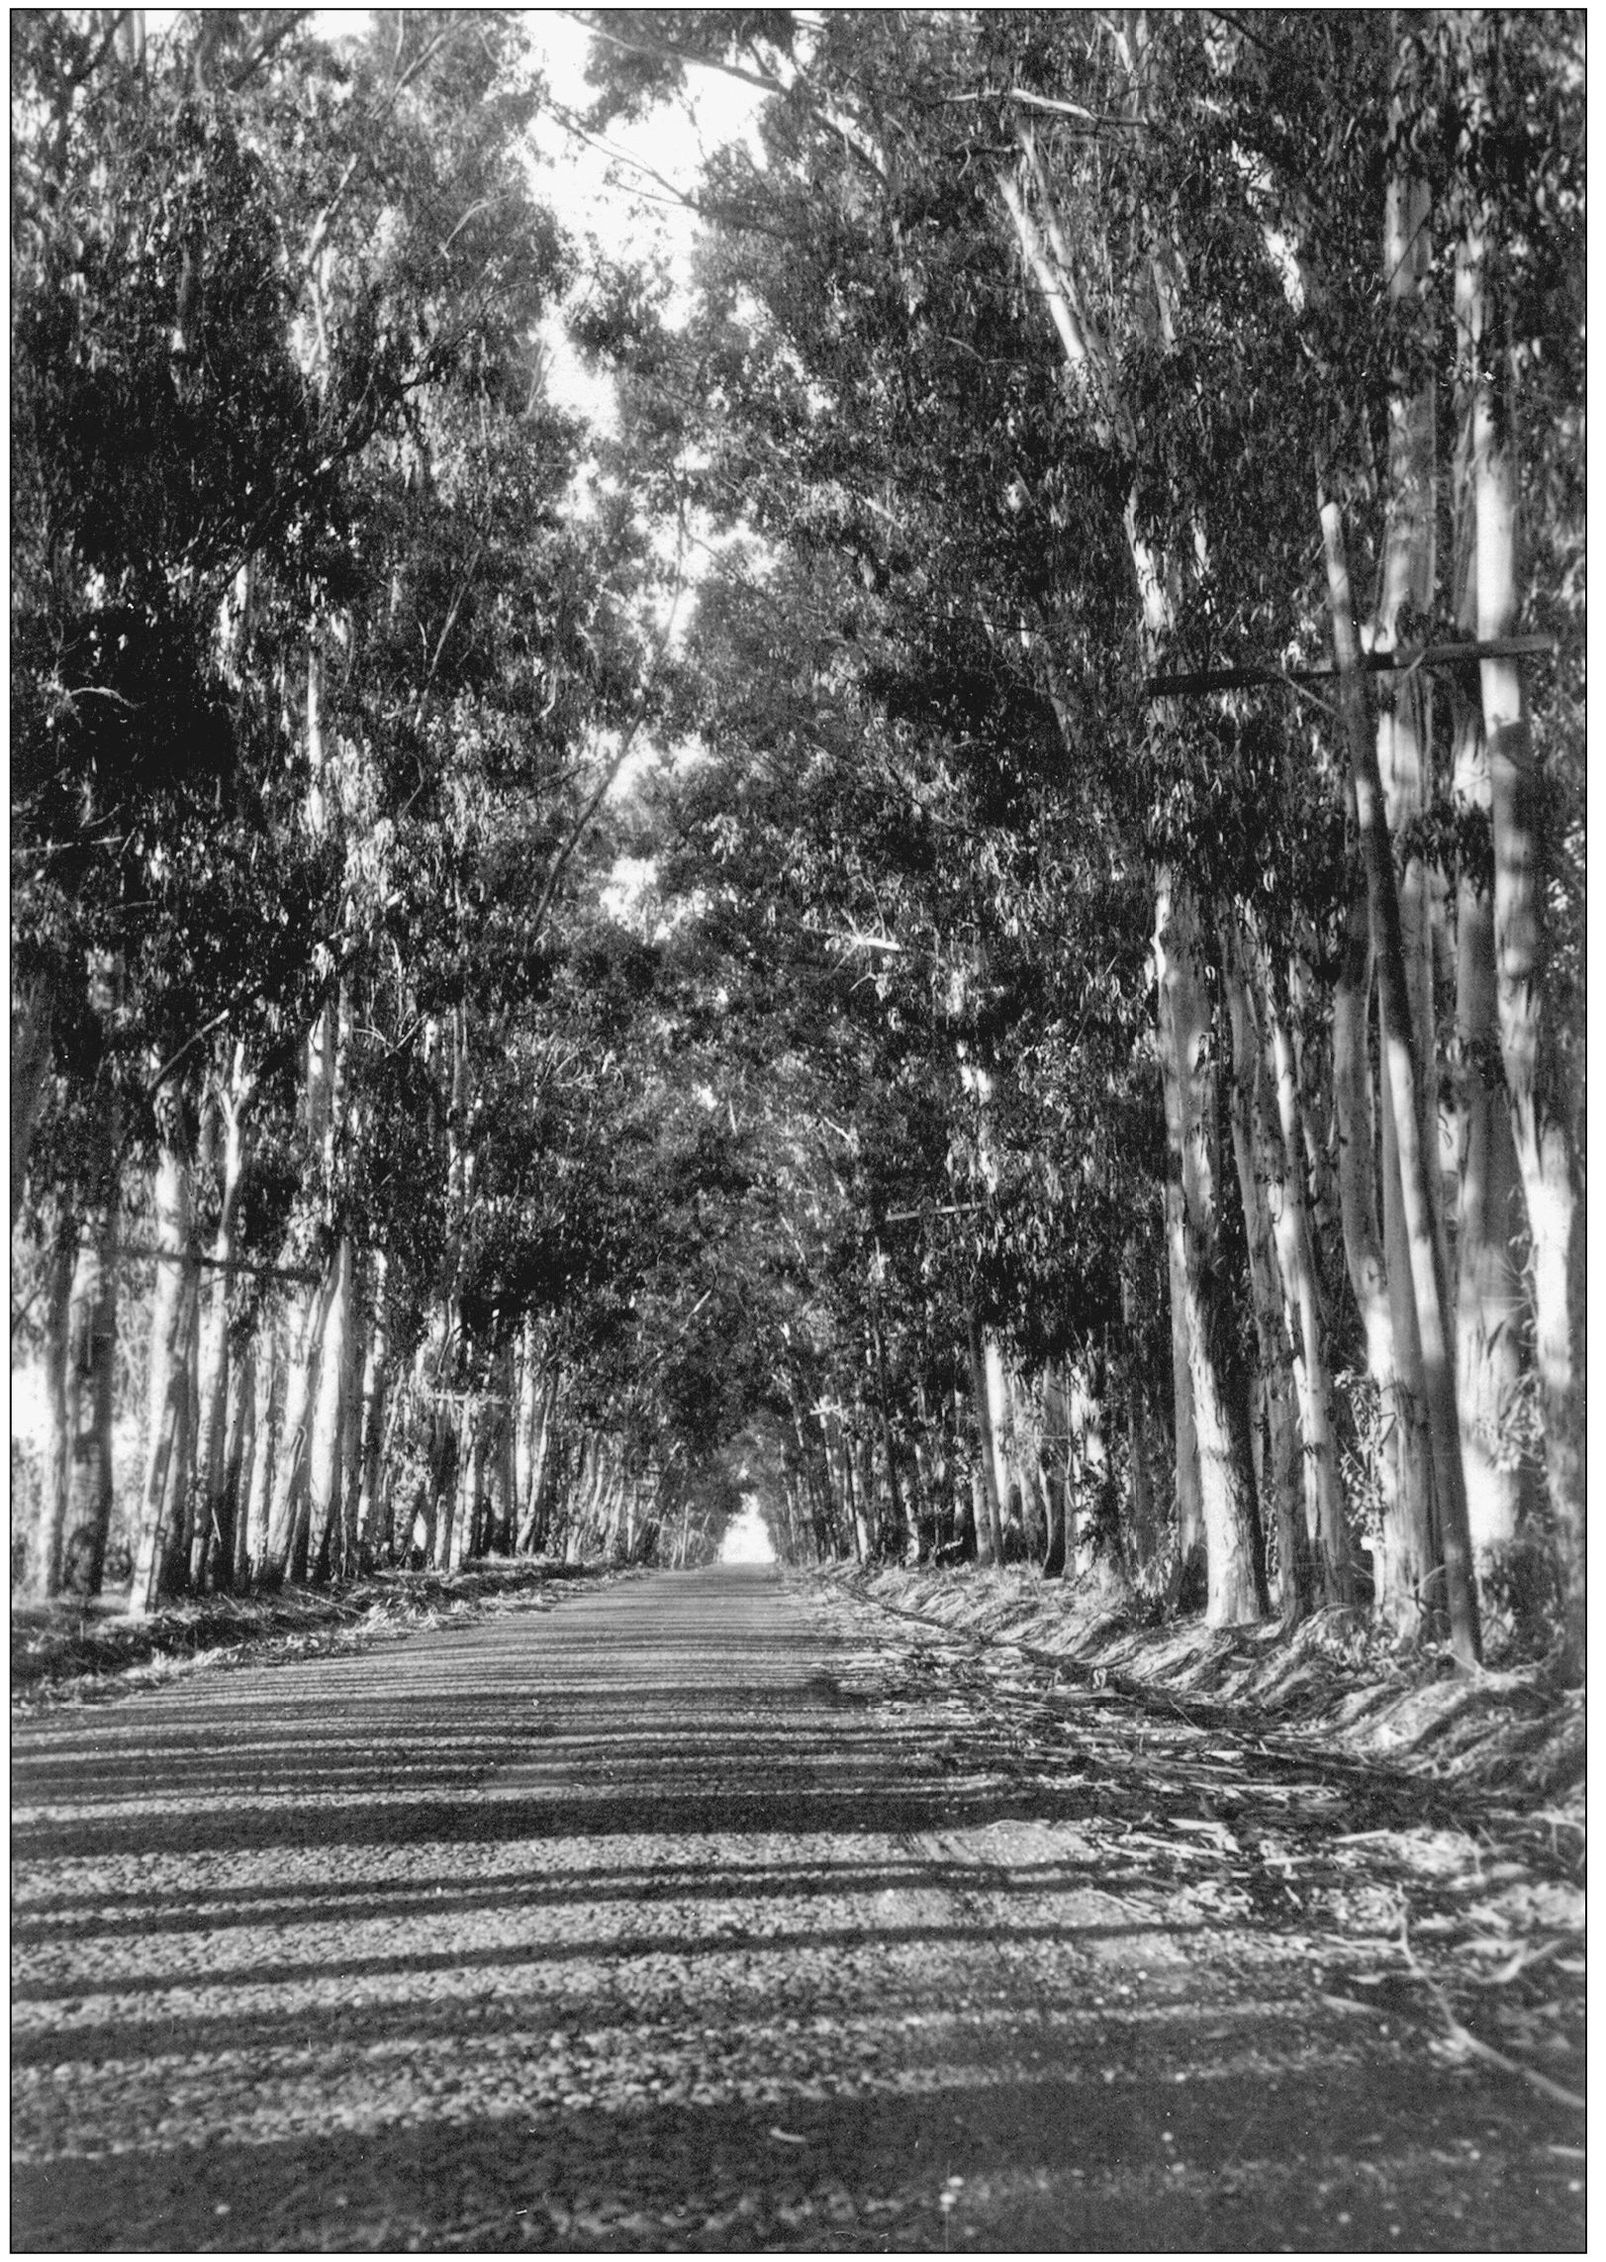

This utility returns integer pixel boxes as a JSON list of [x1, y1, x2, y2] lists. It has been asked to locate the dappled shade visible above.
[[12, 1572, 1580, 2251]]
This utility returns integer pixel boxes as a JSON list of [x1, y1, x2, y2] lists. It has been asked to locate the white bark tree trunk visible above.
[[59, 956, 122, 1600], [241, 1315, 280, 1583], [31, 1213, 78, 1598], [1465, 215, 1584, 1667], [224, 1333, 257, 1589], [1447, 238, 1532, 1576], [1155, 882, 1264, 1625], [964, 1311, 1003, 1566], [1323, 501, 1480, 1666], [1039, 1361, 1070, 1579], [305, 1235, 352, 1577], [131, 1124, 199, 1615], [60, 1209, 118, 1599], [190, 1053, 250, 1588], [1262, 967, 1353, 1606], [354, 1257, 390, 1567], [262, 1279, 322, 1583], [1221, 930, 1307, 1621]]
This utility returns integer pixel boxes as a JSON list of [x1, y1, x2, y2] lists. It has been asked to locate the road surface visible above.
[[11, 1567, 1584, 2250]]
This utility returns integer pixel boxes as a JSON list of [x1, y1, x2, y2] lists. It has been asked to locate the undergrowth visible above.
[[11, 1558, 621, 1708]]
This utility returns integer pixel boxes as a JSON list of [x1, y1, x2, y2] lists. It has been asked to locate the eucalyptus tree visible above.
[[573, 8, 1583, 1659], [11, 8, 667, 1600], [13, 10, 342, 1596], [575, 7, 1257, 1603], [1445, 12, 1585, 1664], [14, 7, 1578, 1653]]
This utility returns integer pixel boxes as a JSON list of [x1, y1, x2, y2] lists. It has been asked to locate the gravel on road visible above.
[[10, 1566, 1585, 2251]]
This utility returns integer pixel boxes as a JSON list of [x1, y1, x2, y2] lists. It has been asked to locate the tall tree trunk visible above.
[[1322, 500, 1480, 1666], [1464, 214, 1584, 1670], [1263, 962, 1353, 1607], [909, 1436, 934, 1562], [948, 1386, 978, 1561], [514, 1323, 541, 1545], [11, 975, 54, 1231], [61, 1206, 118, 1600], [305, 1236, 353, 1579], [964, 1310, 1003, 1567], [866, 1299, 913, 1561], [263, 636, 350, 1591], [1335, 896, 1432, 1628], [223, 1332, 257, 1592], [1152, 897, 1207, 1600], [1067, 1360, 1117, 1583], [260, 1279, 322, 1585], [839, 1416, 869, 1564], [489, 1353, 517, 1554], [190, 1052, 250, 1589], [981, 1333, 1018, 1554], [1452, 784, 1531, 1565], [60, 954, 123, 1601], [1010, 1371, 1053, 1563], [30, 1212, 78, 1598], [852, 1416, 878, 1563], [1118, 1262, 1164, 1584], [1377, 66, 1451, 1298], [518, 1360, 560, 1555], [1039, 1361, 1070, 1580], [450, 1400, 482, 1569], [1378, 873, 1442, 1634], [302, 916, 351, 1581], [131, 1117, 200, 1614], [1286, 955, 1344, 1270], [241, 1315, 280, 1585], [1002, 126, 1254, 1622], [429, 1396, 461, 1571], [1447, 233, 1532, 1581], [1221, 931, 1308, 1622], [1122, 1378, 1155, 1587], [959, 1038, 1015, 1565], [354, 1258, 390, 1570], [1363, 59, 1455, 1637], [1155, 881, 1264, 1625]]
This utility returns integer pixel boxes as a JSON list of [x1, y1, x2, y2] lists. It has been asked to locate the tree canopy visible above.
[[10, 10, 1585, 1671]]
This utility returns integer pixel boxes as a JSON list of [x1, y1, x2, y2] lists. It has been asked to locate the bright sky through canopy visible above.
[[524, 9, 767, 424], [720, 1498, 777, 1565]]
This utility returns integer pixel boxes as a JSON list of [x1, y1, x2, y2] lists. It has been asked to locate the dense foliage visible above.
[[11, 11, 1584, 1678]]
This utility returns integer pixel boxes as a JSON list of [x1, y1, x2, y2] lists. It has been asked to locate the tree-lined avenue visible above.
[[9, 18, 1587, 2243], [12, 8, 1585, 1669]]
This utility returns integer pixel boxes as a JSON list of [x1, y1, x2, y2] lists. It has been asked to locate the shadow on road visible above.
[[11, 1570, 1584, 2252]]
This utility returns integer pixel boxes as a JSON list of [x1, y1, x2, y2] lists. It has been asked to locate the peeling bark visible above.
[[1322, 500, 1480, 1666], [1221, 928, 1308, 1621], [1156, 883, 1264, 1625], [1463, 213, 1583, 1667]]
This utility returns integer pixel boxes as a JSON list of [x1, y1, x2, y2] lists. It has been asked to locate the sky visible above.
[[282, 8, 765, 431], [521, 12, 767, 425], [511, 14, 772, 798], [719, 1497, 778, 1564]]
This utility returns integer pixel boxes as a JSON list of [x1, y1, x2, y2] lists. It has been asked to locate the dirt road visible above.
[[11, 1567, 1583, 2251]]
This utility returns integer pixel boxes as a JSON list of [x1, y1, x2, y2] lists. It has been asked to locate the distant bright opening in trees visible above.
[[719, 1497, 776, 1565]]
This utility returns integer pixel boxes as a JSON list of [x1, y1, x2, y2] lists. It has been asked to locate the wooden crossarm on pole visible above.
[[106, 1241, 323, 1287], [1144, 634, 1557, 701]]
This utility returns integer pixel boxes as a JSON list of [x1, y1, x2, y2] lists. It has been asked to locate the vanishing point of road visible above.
[[11, 1568, 1583, 2251]]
